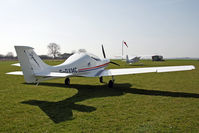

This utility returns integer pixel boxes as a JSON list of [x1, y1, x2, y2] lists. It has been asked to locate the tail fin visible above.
[[15, 46, 49, 83], [126, 55, 129, 63]]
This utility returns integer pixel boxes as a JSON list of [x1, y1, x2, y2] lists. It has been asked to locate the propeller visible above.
[[101, 45, 120, 66], [110, 61, 120, 66], [101, 45, 106, 58]]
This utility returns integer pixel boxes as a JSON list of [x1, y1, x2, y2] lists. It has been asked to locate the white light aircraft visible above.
[[7, 46, 195, 88], [126, 55, 141, 64]]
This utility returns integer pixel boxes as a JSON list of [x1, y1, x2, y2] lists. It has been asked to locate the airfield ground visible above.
[[0, 60, 199, 133]]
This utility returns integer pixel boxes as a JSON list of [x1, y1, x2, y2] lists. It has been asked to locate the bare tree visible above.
[[47, 43, 61, 58], [6, 52, 14, 57]]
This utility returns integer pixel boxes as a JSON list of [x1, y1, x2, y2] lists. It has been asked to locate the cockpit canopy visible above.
[[63, 51, 101, 65], [87, 53, 101, 61]]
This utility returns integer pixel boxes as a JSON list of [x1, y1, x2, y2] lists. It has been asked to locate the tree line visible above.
[[0, 43, 86, 60], [0, 52, 17, 60]]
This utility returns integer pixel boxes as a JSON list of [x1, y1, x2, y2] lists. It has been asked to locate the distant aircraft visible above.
[[126, 55, 141, 64], [7, 46, 195, 88]]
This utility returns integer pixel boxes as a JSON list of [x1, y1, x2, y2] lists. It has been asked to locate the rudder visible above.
[[15, 46, 49, 83]]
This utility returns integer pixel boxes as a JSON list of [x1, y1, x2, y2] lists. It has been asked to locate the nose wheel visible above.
[[65, 77, 70, 85], [99, 76, 115, 88], [99, 76, 104, 83]]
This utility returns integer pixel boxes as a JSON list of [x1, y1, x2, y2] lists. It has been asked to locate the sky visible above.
[[0, 0, 198, 58]]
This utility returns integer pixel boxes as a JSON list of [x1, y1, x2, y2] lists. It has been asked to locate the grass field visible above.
[[0, 60, 199, 133]]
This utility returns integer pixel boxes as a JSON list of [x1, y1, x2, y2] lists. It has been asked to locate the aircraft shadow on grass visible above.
[[21, 83, 199, 123]]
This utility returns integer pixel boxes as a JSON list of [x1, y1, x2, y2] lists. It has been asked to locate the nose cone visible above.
[[104, 59, 110, 64], [107, 59, 110, 62]]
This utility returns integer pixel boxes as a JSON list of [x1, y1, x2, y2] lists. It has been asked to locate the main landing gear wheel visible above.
[[108, 76, 115, 88], [99, 76, 103, 83], [65, 78, 70, 85], [108, 80, 114, 88]]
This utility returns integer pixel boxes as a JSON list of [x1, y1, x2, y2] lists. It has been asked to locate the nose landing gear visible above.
[[99, 76, 104, 83]]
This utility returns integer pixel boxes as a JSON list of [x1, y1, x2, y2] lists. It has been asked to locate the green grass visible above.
[[0, 60, 199, 133]]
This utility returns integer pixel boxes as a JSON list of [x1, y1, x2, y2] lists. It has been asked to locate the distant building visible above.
[[39, 55, 52, 59], [58, 53, 73, 59], [152, 55, 164, 61]]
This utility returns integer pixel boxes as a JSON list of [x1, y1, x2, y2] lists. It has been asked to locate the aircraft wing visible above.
[[7, 71, 72, 77], [98, 65, 195, 77]]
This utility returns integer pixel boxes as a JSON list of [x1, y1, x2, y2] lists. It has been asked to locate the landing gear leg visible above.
[[36, 82, 40, 86], [108, 76, 115, 88], [65, 77, 70, 86], [99, 76, 103, 83]]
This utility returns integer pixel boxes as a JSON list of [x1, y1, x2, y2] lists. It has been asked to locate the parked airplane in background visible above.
[[126, 55, 141, 64], [7, 45, 195, 88]]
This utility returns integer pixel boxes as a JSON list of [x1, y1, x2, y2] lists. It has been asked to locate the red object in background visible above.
[[123, 41, 128, 47]]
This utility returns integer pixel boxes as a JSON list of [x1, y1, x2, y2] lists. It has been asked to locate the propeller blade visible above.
[[102, 45, 106, 58], [110, 61, 120, 66], [101, 45, 119, 66]]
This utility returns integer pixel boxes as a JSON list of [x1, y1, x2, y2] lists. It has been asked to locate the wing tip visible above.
[[191, 65, 195, 70]]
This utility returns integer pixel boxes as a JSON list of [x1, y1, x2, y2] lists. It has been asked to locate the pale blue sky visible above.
[[0, 0, 198, 58]]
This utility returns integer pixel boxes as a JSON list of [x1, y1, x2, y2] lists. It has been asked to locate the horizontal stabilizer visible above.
[[7, 71, 72, 78], [11, 63, 20, 67], [99, 65, 195, 77], [6, 71, 23, 75], [35, 72, 72, 77]]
